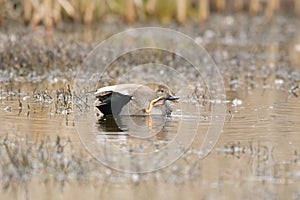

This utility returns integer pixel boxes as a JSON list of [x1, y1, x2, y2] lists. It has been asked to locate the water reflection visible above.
[[97, 115, 124, 132], [97, 115, 170, 138], [95, 115, 187, 155]]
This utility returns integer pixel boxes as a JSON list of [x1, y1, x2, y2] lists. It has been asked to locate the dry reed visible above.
[[53, 0, 62, 24], [146, 0, 157, 15], [44, 0, 53, 30], [156, 0, 175, 24], [1, 0, 300, 29], [199, 0, 209, 22], [295, 0, 300, 16], [176, 0, 187, 24], [234, 0, 244, 12], [0, 0, 2, 25], [265, 0, 277, 20], [124, 0, 136, 23], [23, 0, 32, 24], [214, 0, 226, 12], [249, 0, 260, 15], [84, 0, 95, 24]]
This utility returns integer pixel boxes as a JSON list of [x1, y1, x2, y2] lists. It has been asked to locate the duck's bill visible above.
[[166, 94, 180, 102], [153, 95, 180, 106]]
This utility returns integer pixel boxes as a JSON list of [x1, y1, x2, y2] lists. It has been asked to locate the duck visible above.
[[94, 83, 179, 116]]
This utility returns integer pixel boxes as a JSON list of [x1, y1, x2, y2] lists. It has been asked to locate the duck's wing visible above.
[[95, 84, 142, 96], [96, 84, 153, 115], [95, 91, 112, 102]]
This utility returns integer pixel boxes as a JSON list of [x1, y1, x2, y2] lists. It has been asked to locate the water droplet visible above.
[[232, 98, 242, 106], [131, 174, 139, 183], [275, 79, 284, 85], [295, 44, 300, 52], [4, 106, 12, 112], [23, 96, 30, 101]]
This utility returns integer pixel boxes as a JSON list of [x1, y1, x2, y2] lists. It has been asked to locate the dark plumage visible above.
[[94, 84, 179, 116]]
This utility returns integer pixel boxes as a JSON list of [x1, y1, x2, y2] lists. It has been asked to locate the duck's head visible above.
[[154, 84, 179, 101], [144, 83, 180, 114]]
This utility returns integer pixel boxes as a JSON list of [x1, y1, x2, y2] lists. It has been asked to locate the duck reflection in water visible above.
[[96, 115, 172, 140]]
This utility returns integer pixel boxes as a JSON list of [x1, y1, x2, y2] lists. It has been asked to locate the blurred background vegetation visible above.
[[0, 0, 299, 30]]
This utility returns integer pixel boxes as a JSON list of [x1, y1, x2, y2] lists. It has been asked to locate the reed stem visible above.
[[58, 0, 76, 19], [30, 1, 42, 28], [44, 0, 53, 30], [0, 0, 299, 28], [0, 1, 1, 25], [199, 0, 209, 22], [249, 0, 260, 15], [265, 0, 276, 20], [23, 0, 32, 24], [93, 0, 105, 20], [124, 0, 136, 23], [234, 0, 244, 12], [176, 0, 187, 24], [215, 0, 226, 12], [53, 0, 61, 24], [295, 0, 300, 16], [156, 0, 174, 24], [274, 0, 280, 11], [146, 0, 157, 15], [84, 0, 94, 24]]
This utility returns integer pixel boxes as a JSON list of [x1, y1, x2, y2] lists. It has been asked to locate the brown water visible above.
[[0, 75, 299, 199], [1, 14, 300, 200]]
